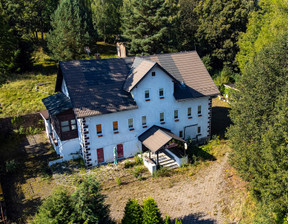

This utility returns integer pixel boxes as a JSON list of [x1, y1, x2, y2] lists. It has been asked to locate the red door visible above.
[[97, 148, 104, 163], [117, 144, 124, 158]]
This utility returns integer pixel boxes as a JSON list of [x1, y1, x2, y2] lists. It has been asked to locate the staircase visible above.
[[157, 152, 179, 170]]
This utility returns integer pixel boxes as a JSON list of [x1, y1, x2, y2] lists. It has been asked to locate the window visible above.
[[152, 71, 156, 76], [198, 126, 201, 134], [128, 118, 134, 130], [159, 88, 164, 98], [61, 119, 76, 132], [61, 121, 70, 132], [198, 105, 202, 115], [160, 112, 165, 123], [174, 110, 179, 120], [179, 131, 183, 138], [188, 107, 192, 117], [145, 90, 150, 101], [113, 121, 118, 133], [96, 124, 102, 135], [142, 116, 147, 127]]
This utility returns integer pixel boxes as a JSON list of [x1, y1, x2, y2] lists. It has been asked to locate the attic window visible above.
[[152, 71, 156, 76]]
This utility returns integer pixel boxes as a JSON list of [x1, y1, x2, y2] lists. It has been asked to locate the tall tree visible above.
[[122, 199, 142, 224], [72, 176, 114, 224], [32, 188, 74, 223], [227, 33, 288, 220], [47, 0, 93, 60], [142, 197, 163, 224], [195, 0, 256, 69], [237, 0, 288, 71], [92, 0, 122, 43], [121, 0, 171, 55]]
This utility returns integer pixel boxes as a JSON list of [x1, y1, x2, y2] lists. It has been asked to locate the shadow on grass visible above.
[[32, 62, 57, 76], [211, 106, 231, 139], [186, 144, 216, 164]]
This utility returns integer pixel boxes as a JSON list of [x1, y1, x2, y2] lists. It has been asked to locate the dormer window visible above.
[[159, 88, 164, 99], [145, 90, 150, 101], [61, 119, 76, 132], [152, 71, 156, 76]]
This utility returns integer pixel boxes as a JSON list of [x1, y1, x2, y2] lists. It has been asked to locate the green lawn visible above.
[[0, 73, 56, 118]]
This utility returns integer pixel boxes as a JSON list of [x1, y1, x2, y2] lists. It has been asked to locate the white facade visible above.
[[77, 66, 210, 166]]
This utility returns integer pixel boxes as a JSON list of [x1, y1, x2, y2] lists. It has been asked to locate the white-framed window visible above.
[[198, 126, 201, 134], [113, 121, 118, 133], [174, 110, 179, 120], [188, 107, 192, 117], [145, 90, 150, 101], [160, 112, 165, 123], [198, 105, 202, 115], [159, 88, 164, 98], [128, 118, 134, 130], [96, 124, 102, 135], [61, 119, 76, 132], [142, 116, 147, 127]]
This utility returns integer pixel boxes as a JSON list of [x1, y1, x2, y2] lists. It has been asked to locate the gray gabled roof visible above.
[[42, 92, 72, 116], [138, 125, 185, 153], [59, 58, 138, 118]]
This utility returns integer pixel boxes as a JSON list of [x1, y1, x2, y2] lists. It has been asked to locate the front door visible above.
[[117, 144, 124, 158], [97, 148, 104, 163]]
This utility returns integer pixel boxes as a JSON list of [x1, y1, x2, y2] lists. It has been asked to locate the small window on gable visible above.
[[188, 107, 192, 117], [152, 71, 156, 76], [174, 110, 178, 120], [160, 112, 164, 123], [145, 90, 150, 101], [128, 118, 134, 130], [61, 121, 70, 132], [179, 131, 183, 138], [142, 116, 147, 126], [198, 105, 202, 115], [159, 88, 164, 98], [96, 124, 102, 135], [113, 121, 118, 132]]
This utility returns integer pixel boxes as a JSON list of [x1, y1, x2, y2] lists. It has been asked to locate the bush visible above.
[[153, 167, 170, 178], [142, 197, 163, 224], [122, 199, 142, 224], [134, 155, 143, 165], [115, 177, 122, 186], [124, 160, 135, 169], [164, 216, 171, 224], [5, 159, 18, 173], [132, 166, 145, 180]]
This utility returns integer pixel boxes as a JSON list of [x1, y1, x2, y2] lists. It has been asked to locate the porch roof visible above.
[[138, 125, 185, 153]]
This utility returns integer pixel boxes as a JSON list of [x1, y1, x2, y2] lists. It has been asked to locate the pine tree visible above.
[[47, 0, 93, 61], [227, 33, 288, 217], [72, 176, 114, 224], [122, 199, 142, 224], [122, 0, 171, 55], [142, 197, 163, 224], [32, 188, 74, 224]]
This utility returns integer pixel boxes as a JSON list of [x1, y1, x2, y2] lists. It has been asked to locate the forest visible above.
[[1, 0, 288, 223]]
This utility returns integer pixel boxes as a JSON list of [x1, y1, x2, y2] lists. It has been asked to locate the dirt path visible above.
[[105, 154, 232, 223]]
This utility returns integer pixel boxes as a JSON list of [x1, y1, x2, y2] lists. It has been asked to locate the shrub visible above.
[[164, 216, 171, 224], [153, 167, 170, 178], [134, 155, 143, 165], [122, 199, 142, 224], [116, 177, 122, 186], [142, 197, 163, 224], [124, 160, 135, 169], [132, 166, 145, 179], [175, 218, 182, 224], [5, 159, 18, 173]]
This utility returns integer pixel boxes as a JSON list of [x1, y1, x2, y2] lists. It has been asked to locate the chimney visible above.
[[116, 42, 126, 58]]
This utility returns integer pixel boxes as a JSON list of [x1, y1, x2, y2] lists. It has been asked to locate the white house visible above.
[[40, 51, 219, 168]]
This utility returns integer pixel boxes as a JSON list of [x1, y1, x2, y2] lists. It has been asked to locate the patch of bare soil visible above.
[[104, 154, 242, 224]]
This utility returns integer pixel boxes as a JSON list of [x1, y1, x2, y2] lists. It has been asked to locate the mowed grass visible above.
[[0, 73, 56, 118]]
